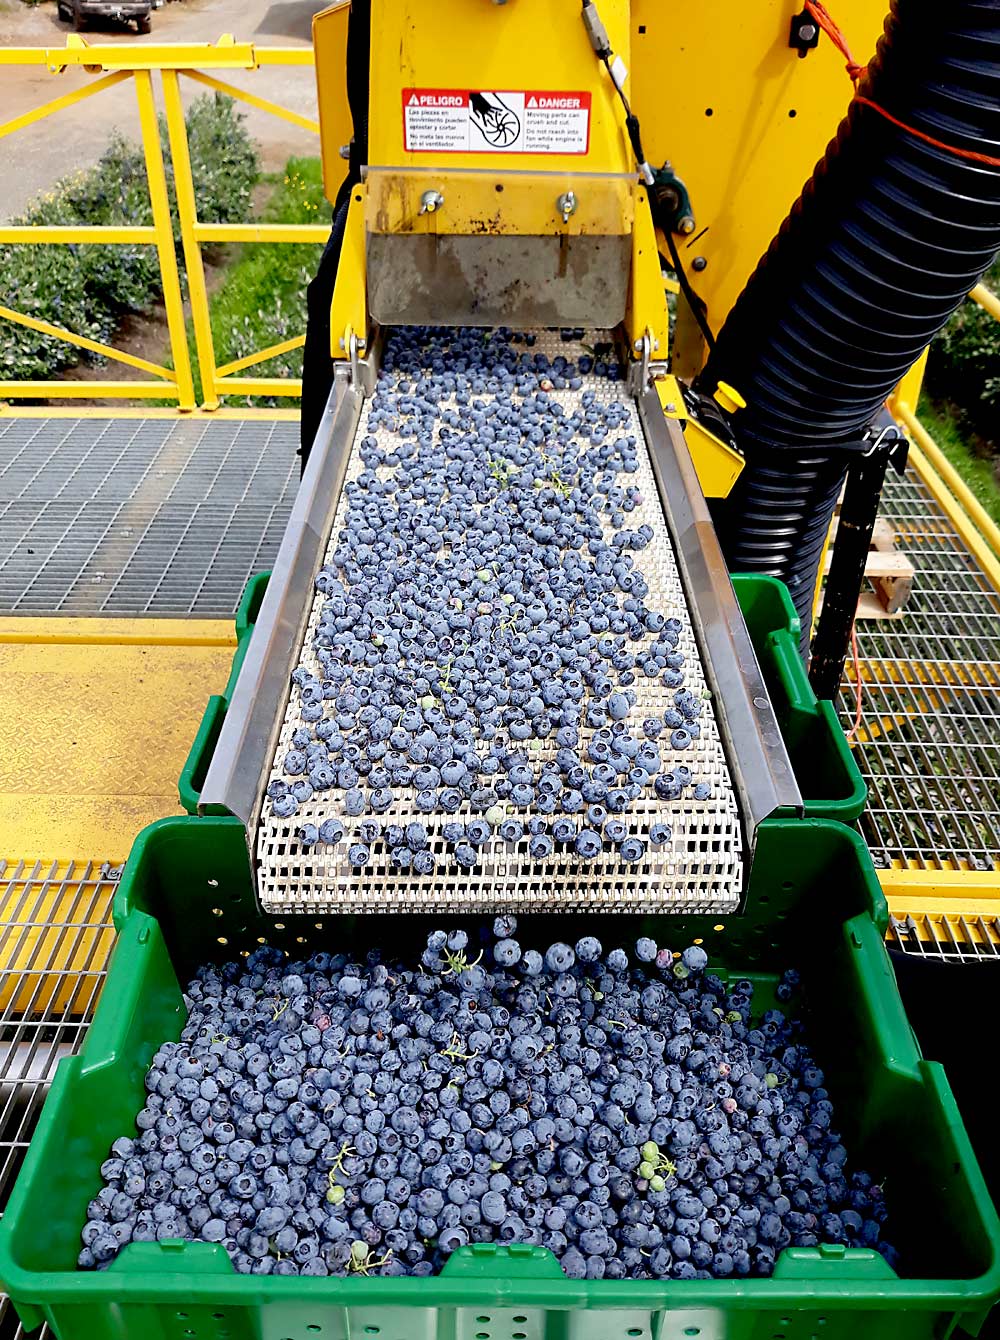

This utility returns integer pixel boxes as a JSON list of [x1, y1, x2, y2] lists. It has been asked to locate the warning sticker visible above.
[[402, 89, 591, 155]]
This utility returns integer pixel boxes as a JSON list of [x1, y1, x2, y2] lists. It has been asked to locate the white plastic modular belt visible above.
[[258, 334, 743, 913]]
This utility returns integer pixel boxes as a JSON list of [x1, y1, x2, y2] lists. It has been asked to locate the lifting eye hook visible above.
[[340, 327, 366, 386]]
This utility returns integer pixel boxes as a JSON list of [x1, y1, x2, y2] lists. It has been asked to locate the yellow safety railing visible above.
[[889, 283, 1000, 590], [0, 39, 329, 410]]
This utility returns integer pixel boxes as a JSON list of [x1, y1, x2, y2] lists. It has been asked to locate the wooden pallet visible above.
[[821, 517, 915, 619]]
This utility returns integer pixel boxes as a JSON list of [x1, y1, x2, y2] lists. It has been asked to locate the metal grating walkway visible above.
[[842, 464, 1000, 874], [0, 860, 119, 1340], [889, 910, 1000, 960], [0, 418, 298, 617]]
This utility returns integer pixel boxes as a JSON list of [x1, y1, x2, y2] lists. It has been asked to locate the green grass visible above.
[[916, 391, 1000, 527], [178, 155, 327, 404]]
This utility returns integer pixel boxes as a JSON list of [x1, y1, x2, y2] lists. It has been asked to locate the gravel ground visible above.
[[0, 0, 323, 220]]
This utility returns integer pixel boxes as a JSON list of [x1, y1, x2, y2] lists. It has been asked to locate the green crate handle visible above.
[[732, 574, 867, 822], [178, 572, 271, 814], [178, 695, 225, 815], [234, 571, 269, 641], [764, 627, 867, 821], [764, 626, 816, 716]]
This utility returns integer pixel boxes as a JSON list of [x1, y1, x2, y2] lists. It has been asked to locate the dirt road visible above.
[[0, 0, 323, 220]]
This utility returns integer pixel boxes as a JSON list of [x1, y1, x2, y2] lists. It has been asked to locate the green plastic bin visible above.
[[731, 575, 866, 823], [179, 572, 865, 824], [0, 815, 996, 1339], [178, 572, 270, 814]]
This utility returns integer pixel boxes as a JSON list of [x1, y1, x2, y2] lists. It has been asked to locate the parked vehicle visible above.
[[56, 0, 152, 33]]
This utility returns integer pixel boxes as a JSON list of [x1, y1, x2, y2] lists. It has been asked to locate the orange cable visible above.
[[804, 0, 1000, 169]]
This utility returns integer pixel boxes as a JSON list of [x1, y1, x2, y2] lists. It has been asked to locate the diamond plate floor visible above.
[[0, 418, 299, 617], [0, 620, 239, 861]]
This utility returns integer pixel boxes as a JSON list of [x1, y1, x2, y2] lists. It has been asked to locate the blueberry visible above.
[[682, 945, 708, 973], [604, 818, 627, 844], [272, 794, 298, 819], [494, 939, 521, 968], [544, 943, 575, 973], [454, 843, 477, 869], [499, 819, 524, 844], [574, 829, 603, 860], [343, 788, 365, 816], [608, 693, 630, 721], [405, 822, 428, 851], [318, 819, 345, 844]]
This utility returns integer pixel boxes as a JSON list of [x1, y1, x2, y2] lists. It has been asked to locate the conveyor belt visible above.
[[260, 343, 743, 912], [202, 331, 801, 914]]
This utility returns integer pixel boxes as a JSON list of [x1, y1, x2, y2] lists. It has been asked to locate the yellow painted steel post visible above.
[[162, 69, 219, 410], [970, 281, 1000, 323], [134, 70, 196, 411], [0, 304, 175, 379], [182, 70, 321, 134], [626, 191, 670, 362], [888, 347, 928, 418], [330, 189, 368, 361], [0, 70, 131, 140], [312, 0, 352, 204]]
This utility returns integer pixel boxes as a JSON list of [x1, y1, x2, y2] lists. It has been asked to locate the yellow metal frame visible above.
[[0, 40, 324, 410], [364, 0, 633, 183], [312, 1, 353, 206], [889, 305, 1000, 590], [329, 189, 369, 363], [1, 20, 999, 952], [652, 374, 745, 499], [3, 21, 995, 420], [625, 190, 670, 363], [0, 65, 194, 407]]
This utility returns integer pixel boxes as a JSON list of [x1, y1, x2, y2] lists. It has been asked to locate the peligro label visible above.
[[402, 89, 592, 155]]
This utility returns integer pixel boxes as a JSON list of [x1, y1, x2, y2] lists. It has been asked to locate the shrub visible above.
[[0, 245, 108, 379], [183, 94, 258, 229], [208, 158, 328, 402], [0, 94, 259, 384], [925, 264, 1000, 451]]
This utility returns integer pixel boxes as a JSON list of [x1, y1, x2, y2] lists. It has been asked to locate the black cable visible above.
[[663, 226, 717, 352], [600, 53, 650, 177], [582, 0, 714, 353]]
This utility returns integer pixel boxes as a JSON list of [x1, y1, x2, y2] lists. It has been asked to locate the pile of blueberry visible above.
[[264, 327, 726, 874], [80, 921, 895, 1279]]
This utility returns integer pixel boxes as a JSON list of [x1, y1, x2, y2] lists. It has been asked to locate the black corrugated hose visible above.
[[300, 0, 371, 469], [696, 0, 1000, 647]]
